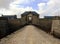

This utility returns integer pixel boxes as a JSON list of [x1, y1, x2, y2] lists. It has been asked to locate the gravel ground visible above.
[[0, 25, 60, 44]]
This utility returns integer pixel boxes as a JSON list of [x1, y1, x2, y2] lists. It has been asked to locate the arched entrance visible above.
[[28, 16, 32, 24]]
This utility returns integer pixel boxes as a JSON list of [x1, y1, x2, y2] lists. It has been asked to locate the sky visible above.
[[0, 0, 60, 18]]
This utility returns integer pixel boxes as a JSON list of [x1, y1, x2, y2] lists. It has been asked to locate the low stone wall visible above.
[[0, 17, 8, 39], [0, 18, 27, 39], [8, 19, 22, 33], [38, 19, 52, 33]]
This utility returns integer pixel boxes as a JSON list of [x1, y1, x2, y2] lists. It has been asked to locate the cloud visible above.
[[0, 0, 60, 18], [37, 0, 60, 18], [0, 0, 35, 18], [38, 3, 46, 12], [0, 6, 34, 18], [11, 0, 35, 8], [0, 0, 14, 8], [14, 0, 35, 4]]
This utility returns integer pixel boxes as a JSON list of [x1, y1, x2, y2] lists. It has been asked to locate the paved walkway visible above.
[[0, 25, 60, 44]]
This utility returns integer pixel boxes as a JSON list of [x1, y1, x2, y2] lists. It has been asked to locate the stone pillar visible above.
[[51, 20, 60, 35]]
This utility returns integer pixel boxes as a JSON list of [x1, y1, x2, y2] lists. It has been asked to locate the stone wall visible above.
[[32, 16, 39, 25], [0, 18, 8, 39], [8, 19, 22, 32], [51, 20, 60, 38], [0, 18, 26, 39], [38, 19, 52, 33]]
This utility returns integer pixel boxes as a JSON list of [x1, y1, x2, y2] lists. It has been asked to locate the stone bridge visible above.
[[0, 25, 60, 44], [0, 11, 60, 44]]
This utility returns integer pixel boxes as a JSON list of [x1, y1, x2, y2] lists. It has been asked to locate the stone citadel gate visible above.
[[21, 11, 39, 25]]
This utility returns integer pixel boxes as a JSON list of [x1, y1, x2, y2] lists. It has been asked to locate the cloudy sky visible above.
[[0, 0, 60, 18]]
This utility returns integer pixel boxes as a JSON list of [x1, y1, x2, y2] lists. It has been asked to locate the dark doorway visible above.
[[28, 16, 32, 24]]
